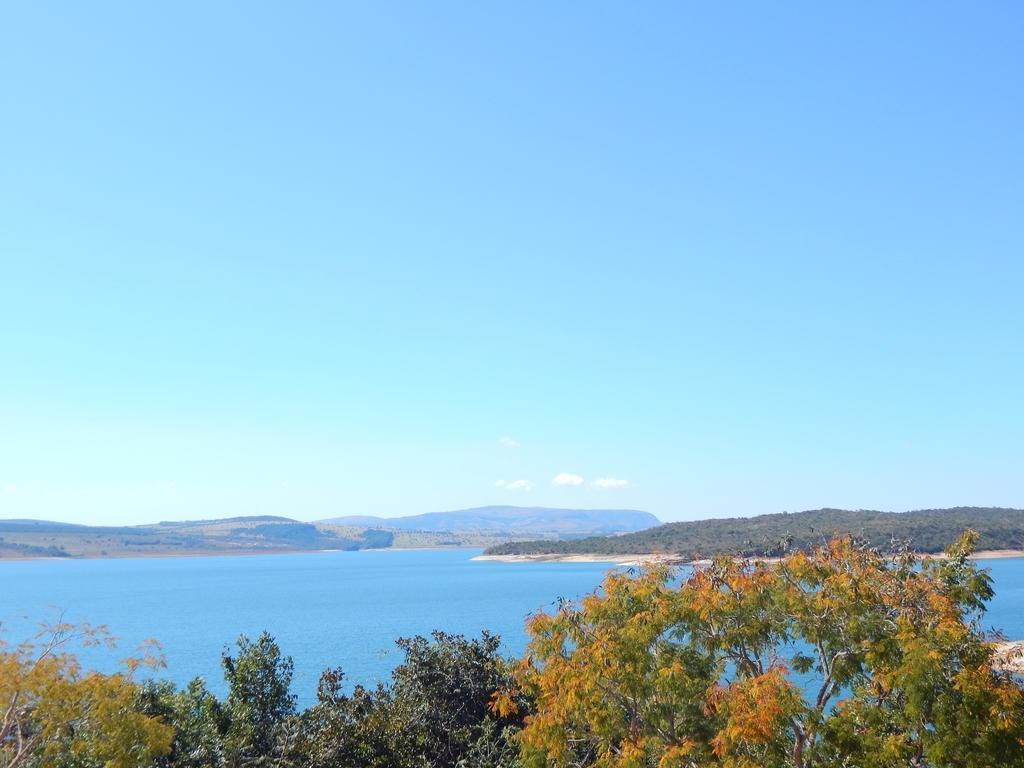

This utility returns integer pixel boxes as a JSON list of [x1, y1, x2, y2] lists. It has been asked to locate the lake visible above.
[[2, 549, 1022, 707]]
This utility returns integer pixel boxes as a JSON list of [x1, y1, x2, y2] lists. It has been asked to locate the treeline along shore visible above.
[[5, 533, 1024, 767], [482, 506, 1024, 560]]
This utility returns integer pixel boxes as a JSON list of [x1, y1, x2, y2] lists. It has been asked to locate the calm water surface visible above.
[[2, 549, 1022, 707]]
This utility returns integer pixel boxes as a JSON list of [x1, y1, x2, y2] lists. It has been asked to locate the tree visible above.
[[389, 631, 525, 768], [0, 619, 172, 768], [299, 669, 409, 768], [512, 533, 1024, 768], [221, 632, 297, 767], [136, 678, 227, 768], [299, 631, 526, 768]]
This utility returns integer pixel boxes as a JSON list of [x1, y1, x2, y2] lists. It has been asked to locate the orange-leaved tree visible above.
[[508, 533, 1024, 768], [0, 617, 173, 768]]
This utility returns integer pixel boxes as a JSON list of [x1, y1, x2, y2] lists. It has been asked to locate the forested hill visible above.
[[483, 507, 1024, 558]]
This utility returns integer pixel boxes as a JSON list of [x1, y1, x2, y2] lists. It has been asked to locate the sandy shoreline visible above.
[[471, 553, 684, 565], [0, 547, 366, 563], [472, 549, 1024, 565], [0, 544, 485, 563], [3, 547, 1022, 565]]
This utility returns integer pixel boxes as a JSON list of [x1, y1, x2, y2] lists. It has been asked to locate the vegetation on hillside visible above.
[[0, 518, 377, 560], [3, 533, 1024, 766], [484, 507, 1024, 558], [0, 518, 556, 560]]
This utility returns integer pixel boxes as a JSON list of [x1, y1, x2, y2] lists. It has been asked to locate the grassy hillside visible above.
[[483, 507, 1024, 558], [0, 517, 381, 559], [0, 516, 568, 559]]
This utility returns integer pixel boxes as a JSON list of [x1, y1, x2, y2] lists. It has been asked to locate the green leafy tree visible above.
[[299, 669, 411, 768], [299, 631, 526, 768], [136, 678, 226, 768], [221, 632, 297, 767], [388, 631, 524, 768]]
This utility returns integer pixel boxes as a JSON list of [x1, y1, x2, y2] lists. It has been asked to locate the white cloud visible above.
[[552, 472, 584, 487], [4, 484, 15, 493], [593, 477, 629, 489], [498, 479, 534, 491], [498, 436, 520, 448]]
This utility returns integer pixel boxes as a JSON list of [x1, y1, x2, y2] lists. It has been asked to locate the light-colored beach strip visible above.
[[473, 549, 1024, 565]]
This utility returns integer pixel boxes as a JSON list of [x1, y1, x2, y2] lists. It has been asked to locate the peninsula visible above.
[[480, 507, 1024, 562]]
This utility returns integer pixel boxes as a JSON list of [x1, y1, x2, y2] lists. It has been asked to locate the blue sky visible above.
[[2, 2, 1022, 525]]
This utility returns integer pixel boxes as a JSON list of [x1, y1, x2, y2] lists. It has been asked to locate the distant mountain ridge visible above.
[[318, 506, 660, 535], [484, 507, 1024, 558]]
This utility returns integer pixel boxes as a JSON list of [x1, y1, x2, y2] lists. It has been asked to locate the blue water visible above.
[[1, 550, 1022, 707], [0, 549, 611, 705]]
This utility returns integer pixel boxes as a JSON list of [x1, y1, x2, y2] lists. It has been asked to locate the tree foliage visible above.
[[511, 533, 1024, 768], [5, 533, 1023, 767], [221, 632, 298, 766], [136, 678, 226, 768], [299, 630, 526, 768], [0, 620, 172, 768]]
